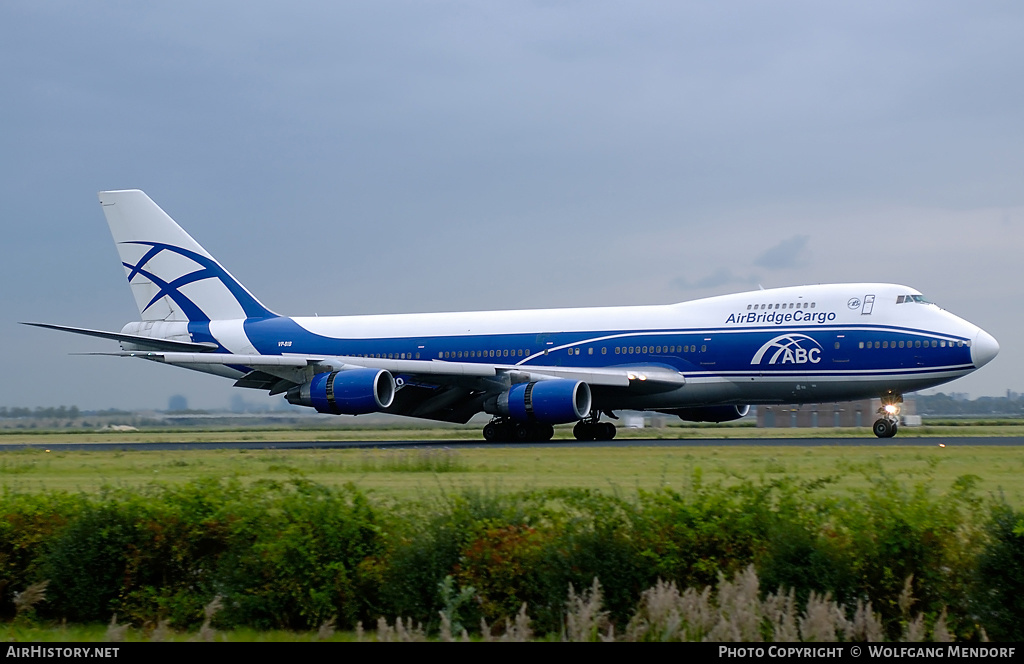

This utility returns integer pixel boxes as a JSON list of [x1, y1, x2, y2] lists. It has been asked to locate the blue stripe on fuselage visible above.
[[234, 317, 975, 376]]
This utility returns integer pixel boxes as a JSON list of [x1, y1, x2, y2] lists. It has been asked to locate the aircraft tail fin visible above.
[[98, 190, 277, 322]]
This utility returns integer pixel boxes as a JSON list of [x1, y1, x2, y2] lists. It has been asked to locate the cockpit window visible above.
[[897, 294, 931, 304]]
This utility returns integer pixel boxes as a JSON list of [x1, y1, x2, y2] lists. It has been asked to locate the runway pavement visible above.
[[1, 436, 1022, 452]]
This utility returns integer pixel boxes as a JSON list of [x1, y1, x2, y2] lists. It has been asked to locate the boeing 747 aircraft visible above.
[[27, 190, 999, 440]]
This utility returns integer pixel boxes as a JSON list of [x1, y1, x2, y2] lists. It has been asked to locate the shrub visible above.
[[29, 478, 382, 629], [0, 473, 1014, 640], [41, 496, 154, 622], [212, 479, 382, 629], [375, 487, 539, 628], [971, 501, 1024, 641], [0, 491, 83, 620]]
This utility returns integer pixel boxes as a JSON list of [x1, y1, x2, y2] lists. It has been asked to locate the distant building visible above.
[[756, 397, 918, 428], [168, 394, 188, 412], [623, 414, 646, 428]]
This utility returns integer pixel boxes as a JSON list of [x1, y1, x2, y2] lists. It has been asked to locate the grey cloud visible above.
[[754, 235, 811, 270], [673, 268, 761, 292]]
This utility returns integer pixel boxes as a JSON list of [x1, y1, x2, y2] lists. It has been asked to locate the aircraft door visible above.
[[832, 334, 851, 365]]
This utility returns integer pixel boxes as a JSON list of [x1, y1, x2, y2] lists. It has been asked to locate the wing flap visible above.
[[233, 370, 297, 395]]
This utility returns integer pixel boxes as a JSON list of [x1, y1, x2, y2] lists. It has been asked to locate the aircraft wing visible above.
[[116, 350, 685, 387], [112, 350, 686, 422]]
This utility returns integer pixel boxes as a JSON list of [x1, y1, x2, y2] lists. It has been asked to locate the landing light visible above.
[[884, 404, 899, 415]]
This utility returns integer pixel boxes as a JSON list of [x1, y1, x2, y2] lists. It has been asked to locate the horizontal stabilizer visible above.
[[21, 322, 219, 353]]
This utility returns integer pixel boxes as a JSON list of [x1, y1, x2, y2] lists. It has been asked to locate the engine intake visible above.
[[495, 380, 592, 424], [286, 368, 395, 415], [667, 405, 750, 423]]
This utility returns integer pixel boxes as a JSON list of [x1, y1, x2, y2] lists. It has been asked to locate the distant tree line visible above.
[[0, 406, 80, 419], [915, 392, 1024, 417]]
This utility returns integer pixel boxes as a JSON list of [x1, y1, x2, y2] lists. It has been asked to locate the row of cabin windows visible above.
[[435, 344, 710, 360], [747, 302, 815, 311], [438, 349, 529, 359], [355, 353, 421, 360], [858, 339, 968, 350], [615, 344, 706, 354]]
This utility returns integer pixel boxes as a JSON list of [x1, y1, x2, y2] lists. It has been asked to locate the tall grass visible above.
[[2, 569, 957, 642], [357, 449, 466, 473]]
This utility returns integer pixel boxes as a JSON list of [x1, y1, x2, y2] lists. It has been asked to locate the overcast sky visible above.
[[3, 1, 1021, 411]]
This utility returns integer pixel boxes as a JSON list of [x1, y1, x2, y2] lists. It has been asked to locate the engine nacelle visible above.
[[286, 368, 395, 415], [495, 380, 592, 424], [668, 405, 750, 423]]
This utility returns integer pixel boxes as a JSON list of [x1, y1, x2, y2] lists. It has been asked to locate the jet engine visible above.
[[666, 405, 750, 423], [492, 380, 592, 424], [286, 368, 395, 415]]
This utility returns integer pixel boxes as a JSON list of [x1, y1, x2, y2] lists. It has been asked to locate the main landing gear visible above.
[[481, 413, 619, 443], [872, 393, 903, 439], [483, 418, 555, 442], [572, 413, 617, 441]]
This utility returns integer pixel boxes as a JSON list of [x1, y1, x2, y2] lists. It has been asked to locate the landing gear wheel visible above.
[[483, 420, 512, 442], [573, 419, 617, 441], [874, 392, 903, 439], [872, 418, 897, 439], [487, 419, 557, 442], [573, 421, 594, 441]]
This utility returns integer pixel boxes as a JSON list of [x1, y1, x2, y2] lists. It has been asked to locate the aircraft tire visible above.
[[872, 419, 897, 438], [484, 422, 512, 442], [573, 421, 594, 441]]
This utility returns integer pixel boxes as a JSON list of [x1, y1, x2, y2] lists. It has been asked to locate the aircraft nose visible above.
[[972, 329, 999, 368]]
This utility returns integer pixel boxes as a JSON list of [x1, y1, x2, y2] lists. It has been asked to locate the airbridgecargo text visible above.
[[725, 310, 837, 325]]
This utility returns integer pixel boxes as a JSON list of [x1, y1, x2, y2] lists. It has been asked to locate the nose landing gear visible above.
[[872, 394, 902, 439], [872, 417, 898, 438]]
